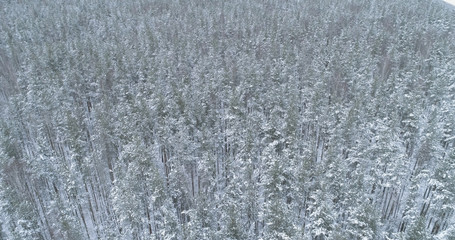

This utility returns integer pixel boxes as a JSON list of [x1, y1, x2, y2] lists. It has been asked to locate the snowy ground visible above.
[[444, 0, 455, 6]]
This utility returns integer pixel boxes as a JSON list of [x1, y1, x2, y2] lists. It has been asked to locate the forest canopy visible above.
[[0, 0, 455, 239]]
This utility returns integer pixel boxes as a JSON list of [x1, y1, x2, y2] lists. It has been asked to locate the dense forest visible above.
[[1, 0, 455, 239]]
